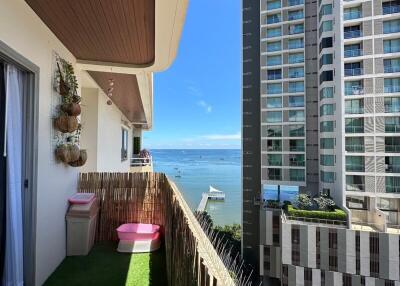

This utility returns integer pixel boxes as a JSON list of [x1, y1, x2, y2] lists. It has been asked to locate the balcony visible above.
[[383, 5, 400, 14], [345, 126, 364, 133], [290, 175, 305, 181], [386, 165, 400, 173], [346, 164, 365, 172], [386, 124, 400, 132], [130, 154, 153, 172], [344, 49, 363, 58], [267, 74, 282, 80], [345, 106, 364, 114], [344, 68, 363, 77], [385, 145, 400, 152], [288, 43, 304, 49], [346, 144, 365, 152], [346, 183, 365, 192], [289, 26, 304, 35], [385, 104, 400, 112], [268, 174, 282, 180], [345, 86, 364, 95], [267, 1, 282, 10], [384, 85, 400, 93], [344, 11, 362, 20], [290, 145, 305, 152], [288, 0, 304, 6], [267, 145, 283, 151], [288, 13, 304, 20], [344, 30, 362, 39], [290, 160, 305, 167], [267, 17, 281, 24], [45, 173, 237, 285], [386, 185, 400, 193], [384, 65, 400, 73], [268, 160, 283, 166]]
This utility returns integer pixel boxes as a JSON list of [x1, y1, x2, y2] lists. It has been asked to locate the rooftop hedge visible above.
[[286, 204, 347, 221]]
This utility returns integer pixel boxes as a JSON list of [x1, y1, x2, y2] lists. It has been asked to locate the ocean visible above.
[[151, 149, 299, 226], [151, 149, 241, 226]]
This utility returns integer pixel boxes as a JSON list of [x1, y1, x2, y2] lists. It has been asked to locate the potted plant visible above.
[[54, 114, 78, 133], [55, 144, 80, 164], [69, 149, 88, 167]]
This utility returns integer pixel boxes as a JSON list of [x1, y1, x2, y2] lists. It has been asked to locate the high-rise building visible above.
[[242, 0, 400, 284]]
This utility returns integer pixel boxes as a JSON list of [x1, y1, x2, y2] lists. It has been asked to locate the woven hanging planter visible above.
[[61, 102, 81, 116], [54, 115, 78, 133], [55, 144, 80, 163], [69, 149, 88, 167]]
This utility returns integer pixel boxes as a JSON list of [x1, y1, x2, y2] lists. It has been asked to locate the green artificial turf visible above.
[[44, 242, 167, 286]]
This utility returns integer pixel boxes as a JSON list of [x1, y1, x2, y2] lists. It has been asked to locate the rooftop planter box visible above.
[[286, 204, 347, 221]]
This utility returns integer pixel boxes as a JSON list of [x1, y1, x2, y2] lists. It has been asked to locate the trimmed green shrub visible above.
[[287, 205, 347, 221]]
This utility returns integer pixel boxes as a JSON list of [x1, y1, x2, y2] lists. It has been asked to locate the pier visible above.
[[196, 186, 225, 212]]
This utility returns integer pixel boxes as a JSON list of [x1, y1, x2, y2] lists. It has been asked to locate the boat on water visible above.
[[207, 186, 225, 201]]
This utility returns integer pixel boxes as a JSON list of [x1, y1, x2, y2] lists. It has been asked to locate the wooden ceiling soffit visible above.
[[88, 71, 147, 124], [25, 0, 155, 66]]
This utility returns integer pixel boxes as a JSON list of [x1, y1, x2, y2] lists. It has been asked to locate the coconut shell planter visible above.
[[54, 57, 87, 167]]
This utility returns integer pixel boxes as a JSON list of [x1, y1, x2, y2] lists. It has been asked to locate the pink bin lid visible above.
[[69, 193, 95, 204]]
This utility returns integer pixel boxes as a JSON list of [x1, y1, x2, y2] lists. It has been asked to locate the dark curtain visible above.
[[0, 61, 6, 281]]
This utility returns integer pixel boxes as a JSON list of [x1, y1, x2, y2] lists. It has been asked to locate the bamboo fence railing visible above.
[[78, 172, 235, 286]]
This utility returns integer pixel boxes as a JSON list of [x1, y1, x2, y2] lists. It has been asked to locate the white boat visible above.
[[207, 186, 225, 200]]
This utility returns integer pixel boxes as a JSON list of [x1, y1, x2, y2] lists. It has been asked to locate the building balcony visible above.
[[289, 160, 305, 167], [345, 86, 364, 95], [385, 85, 400, 93], [268, 160, 283, 166], [288, 0, 304, 6], [346, 183, 365, 192], [288, 43, 304, 49], [267, 145, 283, 152], [345, 144, 365, 152], [344, 30, 362, 39], [345, 126, 364, 133], [385, 145, 400, 152], [289, 175, 305, 181], [386, 124, 400, 133], [386, 185, 400, 193], [45, 172, 237, 285], [266, 2, 282, 10], [344, 68, 363, 77], [288, 13, 304, 20], [130, 155, 153, 173], [344, 11, 362, 20], [385, 104, 400, 113], [290, 146, 305, 152], [384, 65, 400, 73], [289, 27, 304, 35], [346, 164, 365, 172], [267, 17, 282, 24], [268, 174, 282, 181], [383, 5, 400, 14], [267, 74, 282, 80], [345, 106, 364, 114], [344, 49, 363, 58], [386, 165, 400, 173]]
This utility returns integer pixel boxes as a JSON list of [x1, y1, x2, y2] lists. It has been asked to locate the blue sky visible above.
[[143, 0, 241, 149]]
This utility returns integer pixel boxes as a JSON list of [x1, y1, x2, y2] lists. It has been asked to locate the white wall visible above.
[[80, 81, 133, 173], [0, 0, 79, 285]]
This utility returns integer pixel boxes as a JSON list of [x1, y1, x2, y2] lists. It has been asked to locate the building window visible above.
[[267, 55, 282, 66], [266, 125, 282, 137], [384, 38, 400, 53], [288, 53, 304, 64], [346, 175, 365, 192], [384, 19, 400, 34], [289, 24, 304, 35], [320, 154, 334, 166], [320, 138, 334, 149], [320, 20, 333, 33], [268, 168, 282, 181], [356, 231, 360, 275], [385, 97, 400, 113], [346, 195, 368, 210], [319, 54, 333, 67], [319, 4, 332, 18], [121, 127, 129, 161], [282, 265, 288, 286], [321, 171, 334, 183], [289, 124, 304, 136], [267, 69, 282, 80], [266, 97, 282, 108], [345, 80, 363, 96], [344, 6, 362, 20], [267, 83, 282, 94], [290, 139, 305, 152], [288, 67, 304, 78], [290, 169, 305, 181], [343, 274, 352, 286], [289, 154, 305, 166], [292, 226, 300, 265], [386, 156, 400, 173], [267, 13, 281, 24], [316, 228, 320, 268], [267, 27, 282, 38], [288, 81, 304, 93], [304, 268, 312, 286], [384, 78, 400, 93], [267, 139, 282, 151], [133, 136, 141, 155], [266, 111, 282, 123], [288, 38, 304, 49], [370, 233, 380, 277], [385, 116, 400, 133], [320, 104, 334, 116], [344, 43, 362, 58], [319, 70, 333, 83], [319, 37, 333, 51], [345, 99, 364, 114], [267, 41, 282, 52], [385, 137, 400, 153], [267, 154, 282, 166], [289, 110, 305, 122], [345, 118, 364, 133], [386, 176, 400, 193], [345, 137, 364, 153], [320, 121, 334, 132], [383, 0, 400, 14], [288, 10, 304, 20], [328, 229, 338, 271], [346, 156, 365, 172], [320, 86, 334, 99], [344, 25, 362, 39], [344, 62, 363, 76], [267, 0, 281, 10], [289, 95, 304, 107]]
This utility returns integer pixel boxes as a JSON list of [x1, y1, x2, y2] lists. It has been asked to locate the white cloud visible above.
[[197, 100, 212, 113], [201, 132, 241, 141]]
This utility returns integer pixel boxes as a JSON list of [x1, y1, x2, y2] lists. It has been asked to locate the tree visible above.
[[314, 195, 336, 211], [293, 193, 313, 210]]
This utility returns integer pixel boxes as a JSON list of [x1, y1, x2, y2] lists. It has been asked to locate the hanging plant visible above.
[[54, 115, 79, 133], [61, 102, 81, 116], [69, 149, 88, 167], [55, 144, 80, 164]]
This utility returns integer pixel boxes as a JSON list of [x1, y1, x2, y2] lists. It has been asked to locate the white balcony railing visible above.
[[130, 156, 152, 167]]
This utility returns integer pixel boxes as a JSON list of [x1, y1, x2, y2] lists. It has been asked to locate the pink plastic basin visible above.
[[116, 223, 160, 241]]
